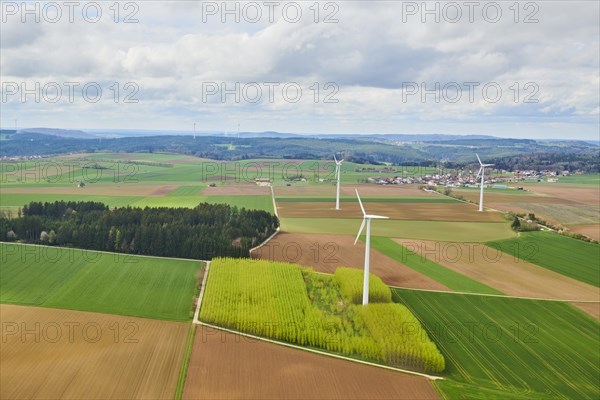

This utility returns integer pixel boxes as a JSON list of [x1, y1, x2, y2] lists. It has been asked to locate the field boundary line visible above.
[[194, 320, 444, 381], [426, 188, 557, 232], [193, 261, 210, 323], [0, 241, 210, 263], [390, 285, 600, 303], [249, 185, 280, 255]]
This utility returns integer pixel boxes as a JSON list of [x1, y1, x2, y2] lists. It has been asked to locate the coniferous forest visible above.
[[0, 201, 279, 259]]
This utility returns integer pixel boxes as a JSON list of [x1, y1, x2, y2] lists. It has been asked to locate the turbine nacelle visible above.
[[353, 189, 388, 245]]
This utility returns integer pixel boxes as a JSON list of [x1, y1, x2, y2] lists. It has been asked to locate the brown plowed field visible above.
[[454, 190, 563, 205], [182, 326, 439, 400], [521, 184, 600, 206], [341, 184, 434, 197], [275, 184, 432, 197], [0, 304, 189, 400], [202, 184, 271, 196], [394, 239, 600, 301], [568, 224, 600, 241], [253, 233, 448, 290], [277, 201, 504, 222], [571, 302, 600, 320], [0, 185, 179, 196]]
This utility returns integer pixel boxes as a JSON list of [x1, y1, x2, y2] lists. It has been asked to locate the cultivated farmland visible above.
[[369, 237, 502, 295], [487, 232, 600, 287], [280, 218, 516, 242], [200, 258, 444, 373], [253, 232, 448, 290], [277, 201, 504, 222], [394, 238, 599, 301], [0, 243, 202, 321], [393, 289, 600, 399], [183, 327, 439, 400], [0, 304, 190, 400]]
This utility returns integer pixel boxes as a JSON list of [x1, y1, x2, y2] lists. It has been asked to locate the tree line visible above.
[[0, 201, 279, 259]]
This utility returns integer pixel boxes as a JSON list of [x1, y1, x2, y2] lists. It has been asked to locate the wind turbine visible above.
[[334, 155, 344, 210], [354, 189, 388, 305], [476, 154, 494, 212]]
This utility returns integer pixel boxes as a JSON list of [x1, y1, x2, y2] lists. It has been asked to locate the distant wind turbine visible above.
[[334, 155, 344, 210], [476, 154, 494, 212], [354, 189, 388, 305]]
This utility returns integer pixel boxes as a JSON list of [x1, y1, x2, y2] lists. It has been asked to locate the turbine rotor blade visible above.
[[354, 218, 366, 245], [367, 215, 388, 219], [334, 154, 338, 163], [355, 189, 366, 216], [476, 153, 483, 165]]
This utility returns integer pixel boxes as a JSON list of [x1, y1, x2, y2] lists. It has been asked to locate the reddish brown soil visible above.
[[182, 327, 439, 400], [571, 302, 600, 320], [1, 185, 179, 197], [568, 225, 600, 241], [0, 304, 189, 400], [253, 233, 449, 290], [277, 202, 504, 222], [395, 239, 600, 301], [521, 185, 600, 206]]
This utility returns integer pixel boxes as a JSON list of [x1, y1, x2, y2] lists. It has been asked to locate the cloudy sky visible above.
[[1, 1, 598, 139]]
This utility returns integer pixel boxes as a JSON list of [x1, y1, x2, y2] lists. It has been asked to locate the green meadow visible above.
[[394, 289, 600, 399], [0, 243, 201, 321]]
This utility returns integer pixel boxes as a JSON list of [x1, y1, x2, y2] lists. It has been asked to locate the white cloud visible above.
[[0, 1, 598, 139]]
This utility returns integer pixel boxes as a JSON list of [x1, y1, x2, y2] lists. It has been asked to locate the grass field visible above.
[[487, 232, 600, 287], [0, 243, 202, 321], [281, 218, 516, 242], [1, 304, 189, 400], [394, 289, 600, 399], [203, 195, 273, 213], [370, 237, 502, 295]]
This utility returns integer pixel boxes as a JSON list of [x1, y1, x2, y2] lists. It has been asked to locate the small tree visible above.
[[511, 217, 521, 231], [48, 230, 57, 244], [40, 231, 49, 242], [7, 230, 17, 241]]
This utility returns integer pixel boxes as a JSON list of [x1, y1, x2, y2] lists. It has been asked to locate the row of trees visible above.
[[1, 201, 279, 259]]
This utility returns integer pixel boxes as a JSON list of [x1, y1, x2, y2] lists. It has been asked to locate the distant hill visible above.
[[17, 128, 96, 139]]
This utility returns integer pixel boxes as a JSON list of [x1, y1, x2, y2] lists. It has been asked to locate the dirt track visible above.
[[0, 304, 189, 400], [183, 327, 439, 400], [394, 239, 600, 301], [253, 232, 448, 290]]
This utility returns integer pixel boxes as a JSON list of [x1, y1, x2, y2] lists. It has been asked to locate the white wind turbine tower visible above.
[[476, 154, 494, 212], [334, 155, 344, 210], [354, 189, 388, 305]]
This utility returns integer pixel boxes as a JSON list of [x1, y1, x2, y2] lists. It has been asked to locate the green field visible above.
[[370, 237, 502, 295], [0, 192, 273, 212], [281, 218, 516, 242], [203, 195, 273, 213], [487, 232, 600, 287], [200, 258, 444, 373], [394, 289, 600, 399], [0, 243, 201, 321], [531, 173, 600, 186]]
